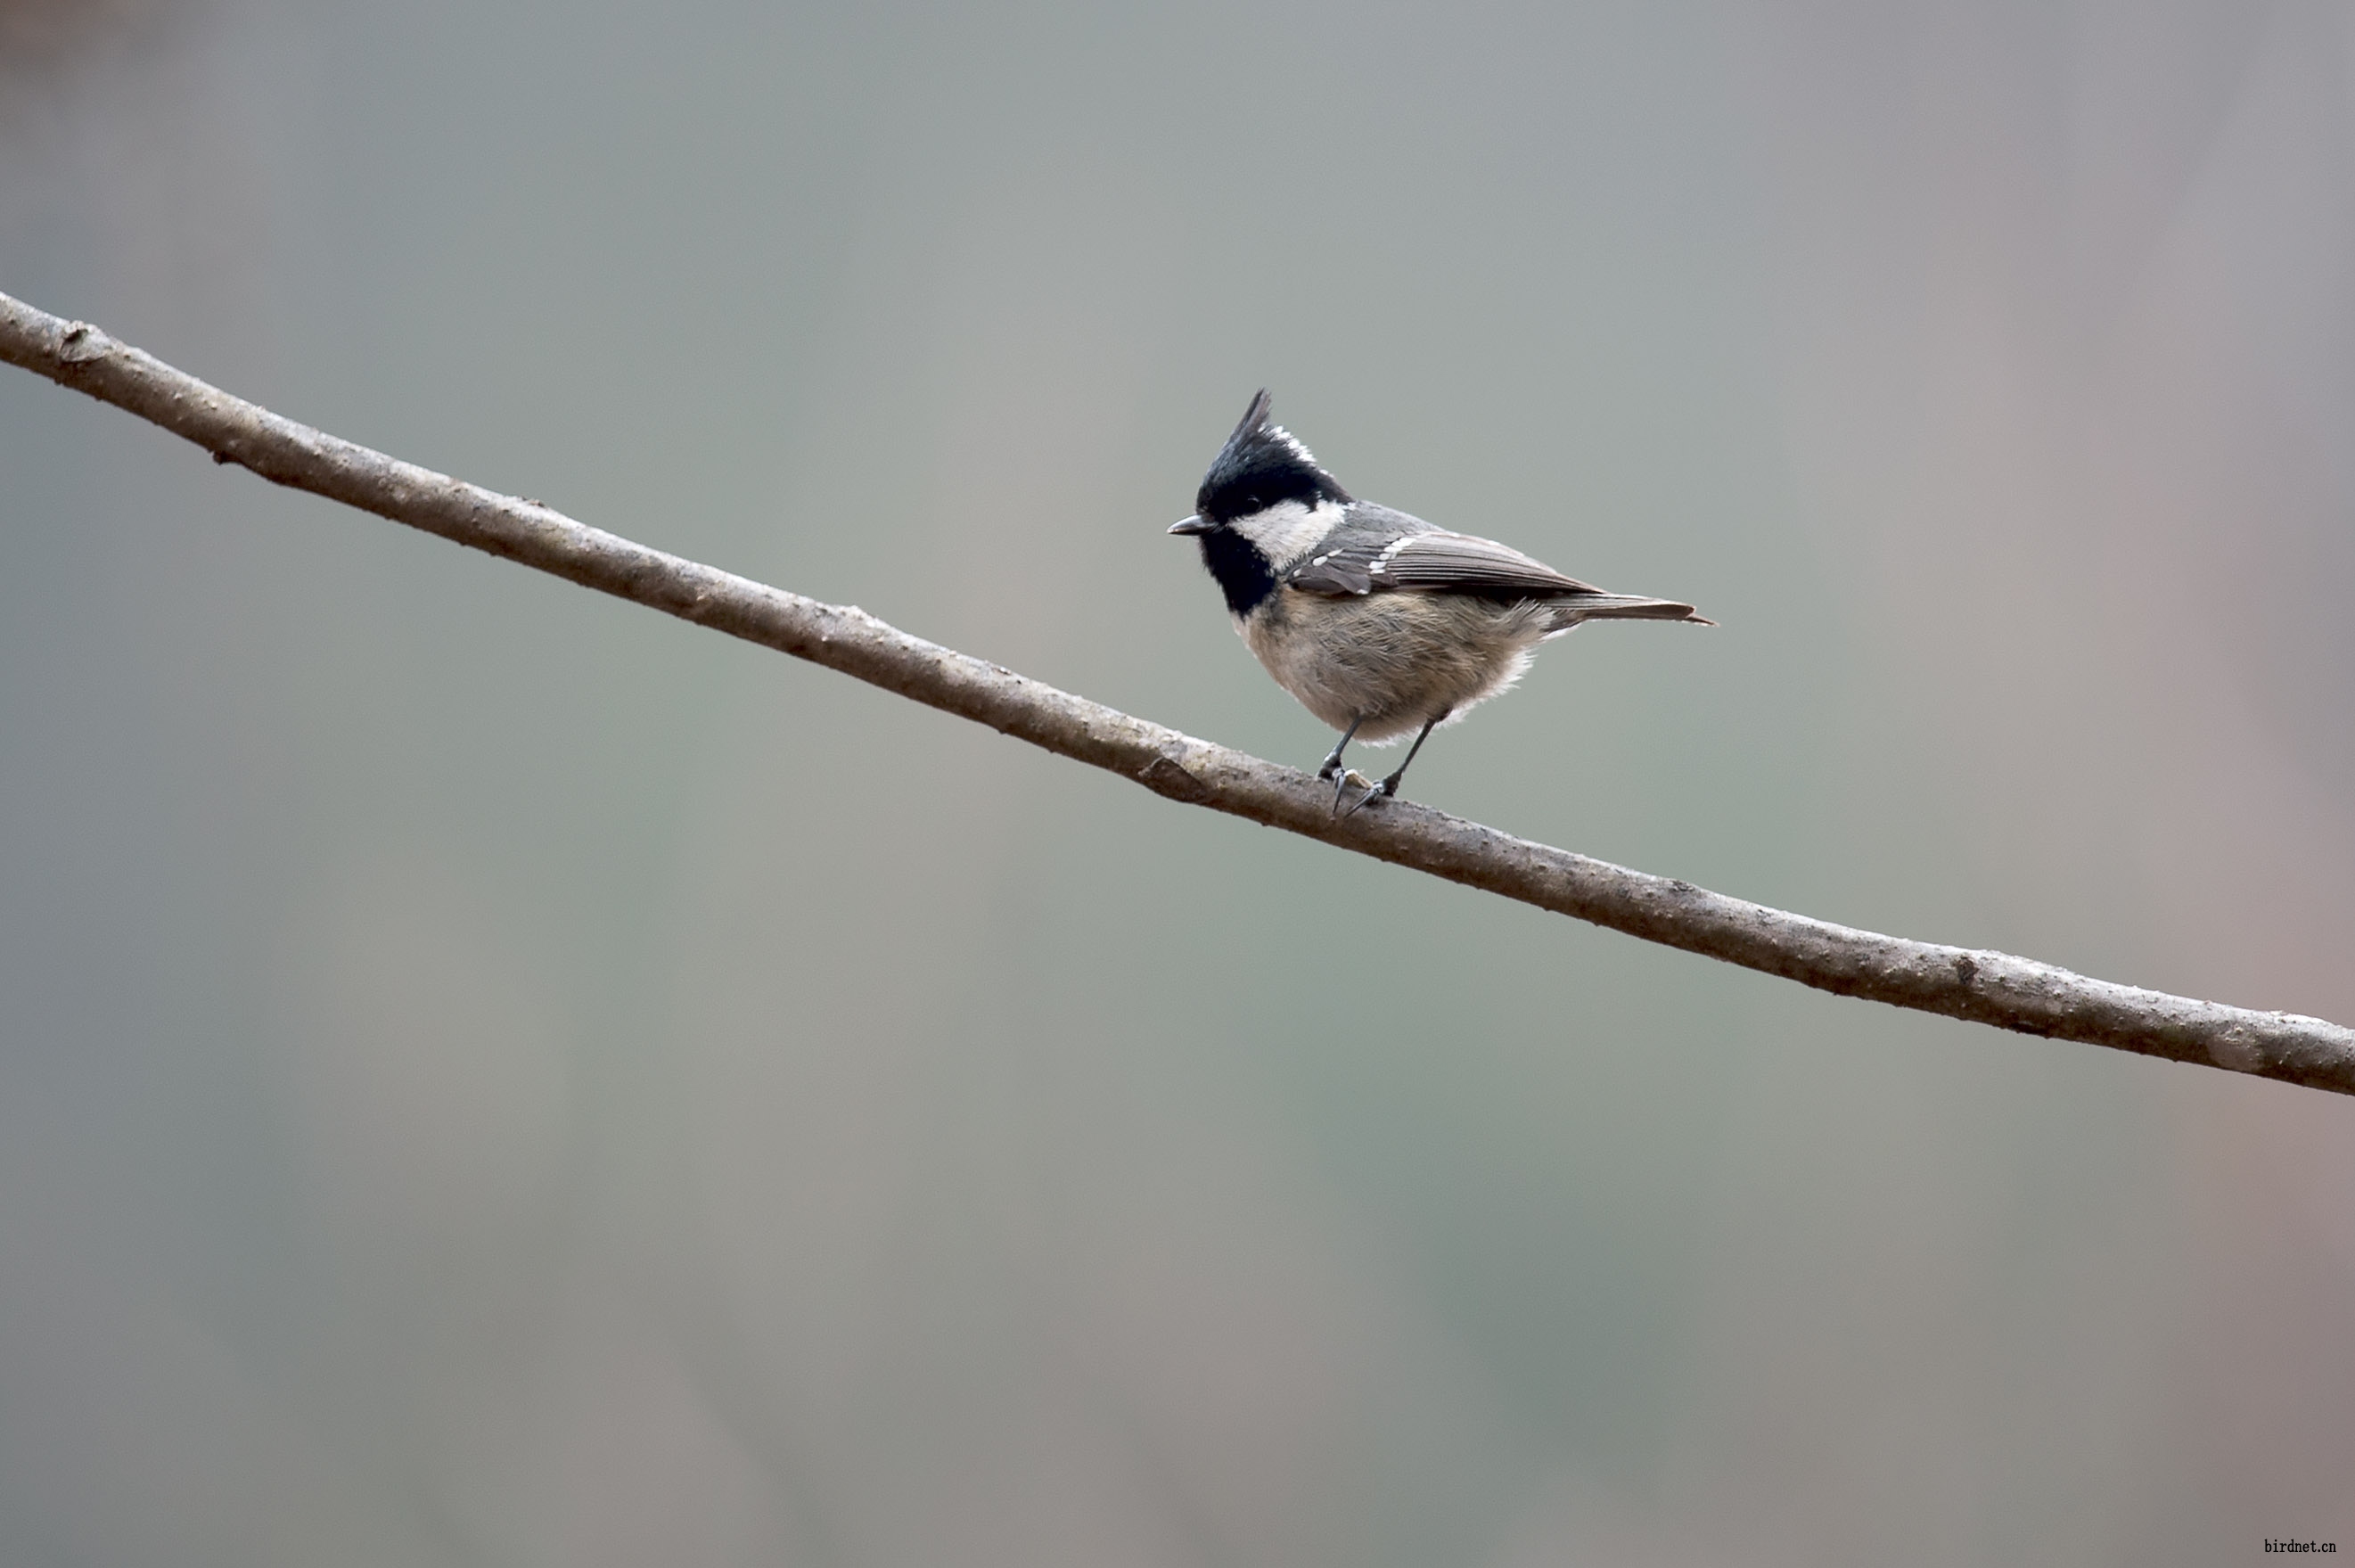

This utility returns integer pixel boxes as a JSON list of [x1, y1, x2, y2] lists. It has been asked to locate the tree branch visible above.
[[5, 288, 2351, 1096]]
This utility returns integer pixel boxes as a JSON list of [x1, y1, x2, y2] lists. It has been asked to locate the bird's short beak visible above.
[[1168, 515, 1212, 536]]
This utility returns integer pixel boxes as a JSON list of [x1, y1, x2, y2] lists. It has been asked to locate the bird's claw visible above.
[[1339, 773, 1397, 818], [1328, 767, 1374, 816]]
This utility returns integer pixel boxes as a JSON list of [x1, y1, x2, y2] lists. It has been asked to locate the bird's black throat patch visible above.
[[1194, 526, 1278, 617]]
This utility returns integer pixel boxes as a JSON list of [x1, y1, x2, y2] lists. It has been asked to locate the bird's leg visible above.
[[1318, 718, 1363, 814], [1345, 712, 1445, 817], [1317, 718, 1362, 779]]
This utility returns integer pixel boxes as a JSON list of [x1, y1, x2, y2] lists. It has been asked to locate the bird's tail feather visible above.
[[1545, 595, 1714, 633]]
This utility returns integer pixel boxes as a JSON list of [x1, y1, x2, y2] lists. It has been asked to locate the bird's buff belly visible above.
[[1238, 589, 1550, 743]]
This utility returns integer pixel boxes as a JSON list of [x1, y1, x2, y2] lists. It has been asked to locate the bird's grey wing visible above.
[[1284, 559, 1368, 595], [1366, 530, 1606, 600], [1282, 502, 1444, 596]]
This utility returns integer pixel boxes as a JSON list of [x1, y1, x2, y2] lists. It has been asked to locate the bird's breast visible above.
[[1240, 589, 1553, 741]]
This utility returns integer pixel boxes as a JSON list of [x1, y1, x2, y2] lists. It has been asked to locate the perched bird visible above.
[[1169, 390, 1711, 812]]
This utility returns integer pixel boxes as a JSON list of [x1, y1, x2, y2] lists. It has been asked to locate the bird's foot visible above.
[[1327, 767, 1374, 816], [1340, 772, 1401, 818]]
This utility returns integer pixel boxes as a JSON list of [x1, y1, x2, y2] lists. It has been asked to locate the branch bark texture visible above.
[[6, 290, 2351, 1096]]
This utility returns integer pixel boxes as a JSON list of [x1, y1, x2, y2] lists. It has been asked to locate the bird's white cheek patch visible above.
[[1227, 500, 1342, 571]]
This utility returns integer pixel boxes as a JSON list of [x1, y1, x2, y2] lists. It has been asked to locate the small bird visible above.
[[1170, 390, 1711, 812]]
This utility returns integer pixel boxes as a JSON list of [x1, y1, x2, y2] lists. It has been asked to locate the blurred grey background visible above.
[[3, 2, 2352, 1563]]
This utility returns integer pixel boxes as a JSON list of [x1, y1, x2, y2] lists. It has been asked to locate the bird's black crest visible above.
[[1194, 390, 1350, 524]]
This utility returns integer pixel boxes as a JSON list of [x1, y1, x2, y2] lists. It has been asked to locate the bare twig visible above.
[[4, 290, 2351, 1096]]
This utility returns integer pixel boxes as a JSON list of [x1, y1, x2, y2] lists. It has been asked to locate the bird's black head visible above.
[[1194, 390, 1350, 524], [1173, 391, 1350, 617]]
